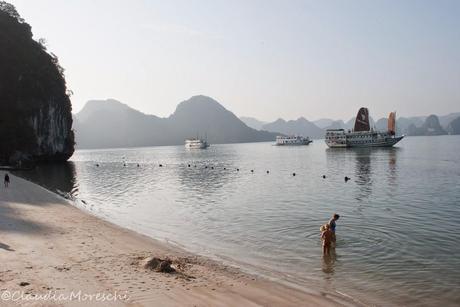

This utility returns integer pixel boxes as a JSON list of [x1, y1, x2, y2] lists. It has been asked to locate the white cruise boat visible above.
[[275, 135, 312, 146], [325, 108, 404, 148], [185, 138, 209, 149]]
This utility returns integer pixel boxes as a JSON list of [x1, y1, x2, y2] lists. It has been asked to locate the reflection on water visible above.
[[13, 162, 77, 197], [13, 137, 460, 306], [322, 249, 337, 275], [175, 156, 236, 198], [326, 147, 401, 202], [354, 150, 372, 201]]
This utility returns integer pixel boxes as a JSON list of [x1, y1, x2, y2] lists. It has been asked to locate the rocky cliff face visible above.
[[0, 2, 74, 163]]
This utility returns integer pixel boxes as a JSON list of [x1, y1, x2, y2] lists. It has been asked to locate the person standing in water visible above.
[[321, 224, 334, 256], [328, 213, 340, 246], [4, 173, 10, 188]]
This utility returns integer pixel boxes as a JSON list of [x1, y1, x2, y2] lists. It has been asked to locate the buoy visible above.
[[344, 176, 350, 182], [322, 175, 326, 179], [251, 169, 254, 173], [188, 164, 191, 167], [159, 164, 163, 167], [96, 164, 99, 167], [266, 170, 269, 174], [211, 166, 214, 170], [137, 164, 140, 167], [292, 172, 296, 176], [224, 167, 226, 170], [205, 166, 208, 169], [124, 163, 126, 167], [236, 168, 239, 171]]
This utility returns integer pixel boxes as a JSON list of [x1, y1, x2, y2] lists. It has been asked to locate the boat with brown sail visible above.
[[325, 107, 404, 148]]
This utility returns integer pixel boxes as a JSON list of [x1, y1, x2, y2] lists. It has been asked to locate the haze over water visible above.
[[15, 136, 460, 306]]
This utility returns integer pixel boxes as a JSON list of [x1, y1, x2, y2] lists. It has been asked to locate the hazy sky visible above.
[[9, 0, 460, 121]]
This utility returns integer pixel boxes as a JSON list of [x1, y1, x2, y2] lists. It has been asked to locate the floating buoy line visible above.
[[92, 162, 351, 182]]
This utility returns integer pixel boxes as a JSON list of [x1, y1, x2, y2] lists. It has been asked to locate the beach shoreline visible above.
[[0, 171, 360, 306]]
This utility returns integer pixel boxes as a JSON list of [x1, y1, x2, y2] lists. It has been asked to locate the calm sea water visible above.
[[15, 136, 460, 306]]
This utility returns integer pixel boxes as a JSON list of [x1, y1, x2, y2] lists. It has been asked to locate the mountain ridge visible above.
[[74, 98, 460, 149], [73, 96, 278, 149]]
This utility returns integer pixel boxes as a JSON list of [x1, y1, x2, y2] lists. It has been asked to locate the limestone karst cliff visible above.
[[407, 115, 447, 136], [0, 2, 74, 163]]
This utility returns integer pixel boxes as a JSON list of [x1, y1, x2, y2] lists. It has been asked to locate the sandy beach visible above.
[[0, 172, 356, 307]]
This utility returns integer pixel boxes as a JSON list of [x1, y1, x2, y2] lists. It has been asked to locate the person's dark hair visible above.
[[333, 214, 340, 220]]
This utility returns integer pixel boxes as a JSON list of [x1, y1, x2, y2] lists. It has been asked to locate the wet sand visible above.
[[0, 172, 357, 306]]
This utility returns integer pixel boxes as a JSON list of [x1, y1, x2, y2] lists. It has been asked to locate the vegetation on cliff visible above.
[[0, 2, 74, 163]]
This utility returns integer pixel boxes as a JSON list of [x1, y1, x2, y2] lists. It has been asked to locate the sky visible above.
[[9, 0, 460, 121]]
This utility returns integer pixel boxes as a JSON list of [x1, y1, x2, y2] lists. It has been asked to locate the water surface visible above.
[[15, 136, 460, 306]]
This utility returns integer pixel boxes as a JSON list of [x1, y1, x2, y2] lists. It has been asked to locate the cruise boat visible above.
[[185, 138, 210, 149], [325, 108, 404, 148], [275, 135, 312, 146]]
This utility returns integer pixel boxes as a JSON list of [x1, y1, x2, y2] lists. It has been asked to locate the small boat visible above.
[[185, 138, 210, 149], [325, 108, 404, 148], [275, 135, 312, 146]]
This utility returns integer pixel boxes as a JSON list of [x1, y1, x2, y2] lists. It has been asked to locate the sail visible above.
[[388, 111, 396, 135], [353, 107, 370, 132]]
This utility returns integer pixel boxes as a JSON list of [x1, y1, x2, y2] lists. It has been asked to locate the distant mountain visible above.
[[262, 117, 324, 139], [324, 120, 346, 130], [439, 112, 460, 128], [375, 118, 388, 131], [447, 117, 460, 135], [239, 116, 267, 130], [396, 116, 425, 134], [313, 118, 335, 129], [407, 115, 447, 136], [73, 96, 278, 149]]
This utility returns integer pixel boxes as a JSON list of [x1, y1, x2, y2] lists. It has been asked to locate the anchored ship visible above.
[[275, 135, 312, 146], [185, 138, 210, 149], [325, 108, 404, 148]]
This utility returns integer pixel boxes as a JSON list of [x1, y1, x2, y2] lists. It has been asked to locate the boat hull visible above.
[[185, 144, 209, 149], [326, 136, 404, 148], [275, 136, 312, 146], [275, 140, 312, 146]]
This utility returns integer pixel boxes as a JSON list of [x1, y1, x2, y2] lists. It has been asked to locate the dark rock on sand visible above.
[[143, 257, 176, 273]]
